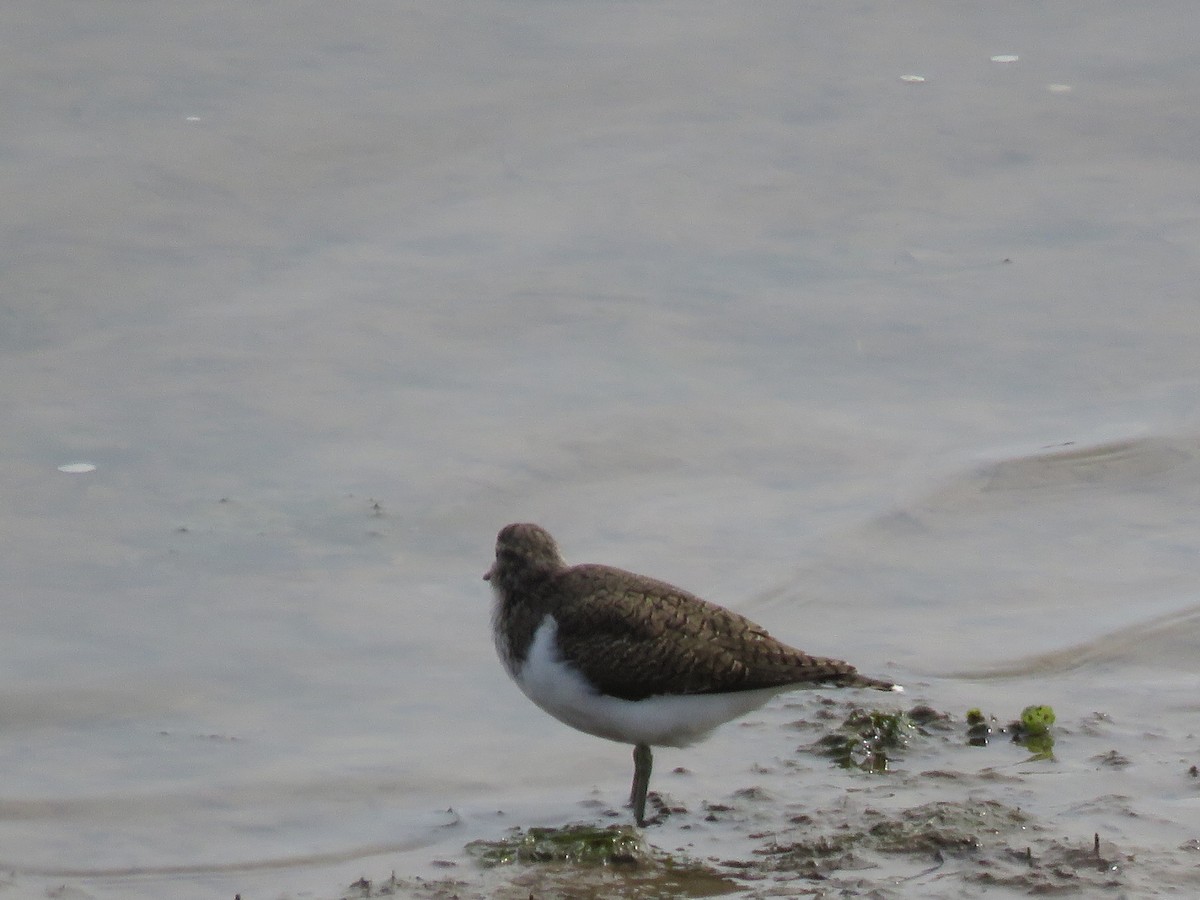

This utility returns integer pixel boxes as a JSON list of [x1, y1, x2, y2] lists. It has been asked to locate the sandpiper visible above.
[[484, 523, 902, 826]]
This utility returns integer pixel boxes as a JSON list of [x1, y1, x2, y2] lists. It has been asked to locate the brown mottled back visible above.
[[488, 523, 897, 701]]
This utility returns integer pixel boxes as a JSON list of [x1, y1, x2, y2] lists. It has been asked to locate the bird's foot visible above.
[[631, 791, 671, 827]]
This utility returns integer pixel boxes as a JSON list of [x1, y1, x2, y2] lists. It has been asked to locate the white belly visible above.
[[513, 615, 786, 748]]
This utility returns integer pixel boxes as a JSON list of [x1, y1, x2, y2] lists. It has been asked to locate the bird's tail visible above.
[[846, 673, 904, 693]]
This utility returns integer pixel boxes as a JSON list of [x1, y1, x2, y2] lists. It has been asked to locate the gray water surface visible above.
[[3, 3, 1200, 897]]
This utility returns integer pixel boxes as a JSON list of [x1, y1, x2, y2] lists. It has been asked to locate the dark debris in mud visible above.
[[966, 834, 1128, 895], [354, 700, 1168, 899], [757, 799, 1030, 875], [749, 799, 1136, 896]]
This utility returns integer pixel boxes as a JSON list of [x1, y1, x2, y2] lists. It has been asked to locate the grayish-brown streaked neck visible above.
[[485, 522, 567, 594], [484, 522, 570, 678]]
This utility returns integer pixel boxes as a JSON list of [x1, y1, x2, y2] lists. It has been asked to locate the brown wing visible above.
[[549, 565, 876, 701]]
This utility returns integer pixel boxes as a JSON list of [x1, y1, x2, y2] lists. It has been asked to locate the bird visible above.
[[484, 522, 902, 826]]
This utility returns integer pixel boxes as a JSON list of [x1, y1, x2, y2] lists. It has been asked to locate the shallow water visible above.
[[3, 2, 1200, 897]]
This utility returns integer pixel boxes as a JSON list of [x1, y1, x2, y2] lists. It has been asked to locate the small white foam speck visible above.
[[899, 74, 926, 83], [991, 54, 1019, 63], [58, 462, 96, 474], [1047, 83, 1073, 93]]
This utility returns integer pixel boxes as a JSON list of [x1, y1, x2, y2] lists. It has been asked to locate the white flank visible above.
[[514, 615, 787, 748]]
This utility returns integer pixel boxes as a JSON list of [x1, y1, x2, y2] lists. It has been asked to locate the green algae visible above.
[[1008, 704, 1057, 760], [812, 706, 917, 772], [466, 824, 643, 867], [461, 824, 738, 898], [963, 704, 1057, 759]]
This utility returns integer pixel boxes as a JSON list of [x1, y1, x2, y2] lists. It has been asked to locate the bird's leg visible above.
[[630, 742, 653, 827]]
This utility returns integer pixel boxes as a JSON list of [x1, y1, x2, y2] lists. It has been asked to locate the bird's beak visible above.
[[482, 563, 495, 582]]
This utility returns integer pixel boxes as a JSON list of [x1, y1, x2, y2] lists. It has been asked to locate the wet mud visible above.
[[347, 695, 1198, 898]]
